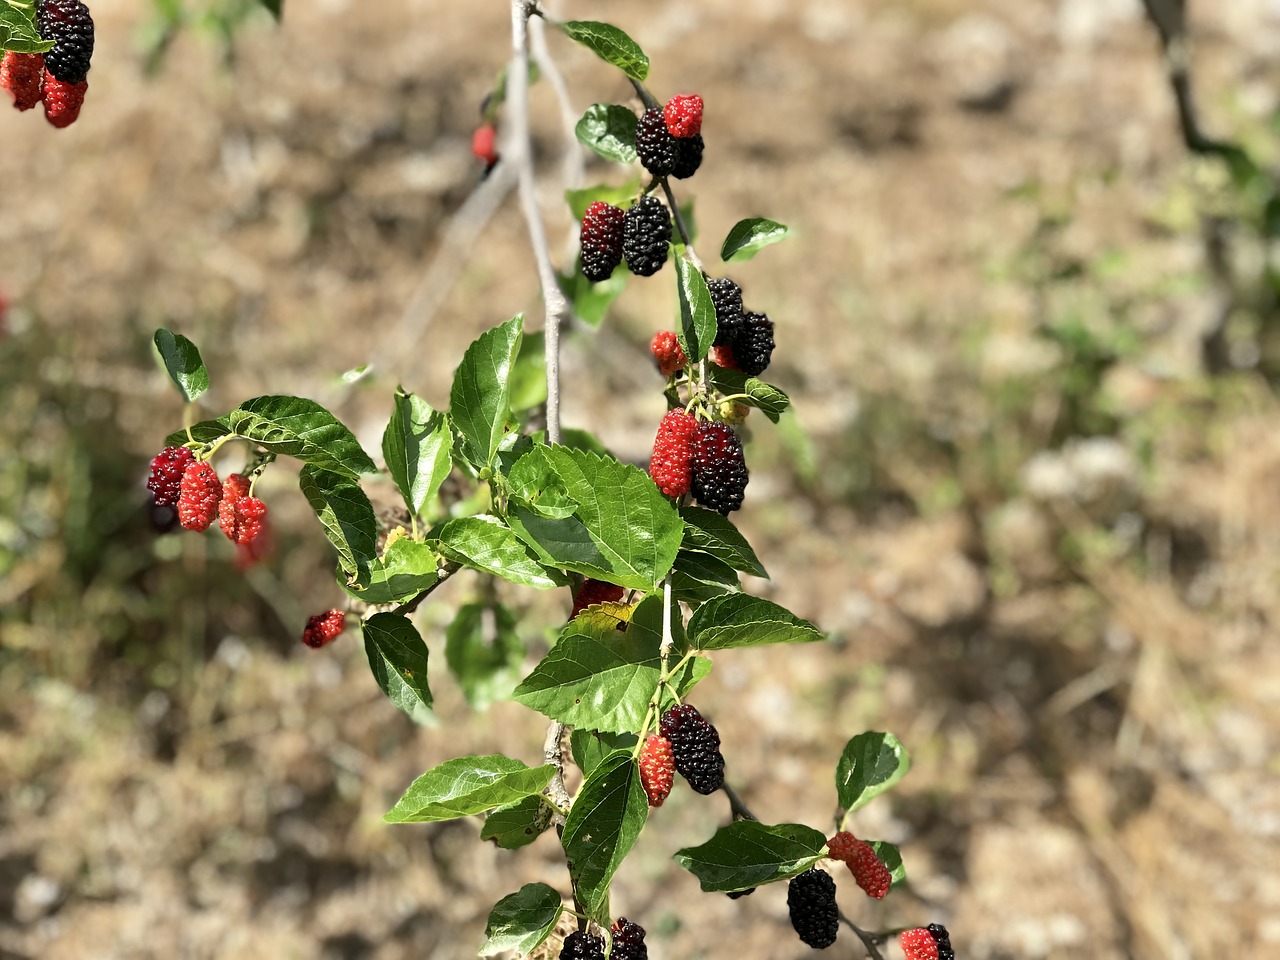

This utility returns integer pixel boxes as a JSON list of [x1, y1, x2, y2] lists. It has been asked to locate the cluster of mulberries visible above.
[[826, 831, 892, 899], [786, 868, 839, 949], [648, 413, 749, 514], [659, 703, 725, 795], [705, 276, 775, 377], [649, 330, 687, 377], [899, 924, 954, 960], [570, 578, 625, 619], [609, 918, 648, 960], [635, 94, 704, 180], [148, 447, 271, 560], [0, 0, 94, 128], [301, 609, 347, 649]]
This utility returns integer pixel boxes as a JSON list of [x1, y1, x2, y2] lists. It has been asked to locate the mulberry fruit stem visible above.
[[660, 570, 675, 657]]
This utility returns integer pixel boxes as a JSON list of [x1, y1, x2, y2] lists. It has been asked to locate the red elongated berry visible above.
[[663, 93, 703, 138], [472, 123, 498, 168], [570, 578, 625, 619], [37, 0, 94, 84], [609, 917, 648, 960], [1, 52, 45, 111], [710, 344, 740, 371], [691, 422, 748, 515], [147, 446, 195, 507], [580, 201, 625, 282], [649, 330, 687, 377], [301, 609, 346, 649], [648, 409, 699, 498], [41, 74, 86, 128], [638, 735, 674, 807], [900, 928, 940, 960], [177, 461, 221, 531], [826, 831, 891, 899]]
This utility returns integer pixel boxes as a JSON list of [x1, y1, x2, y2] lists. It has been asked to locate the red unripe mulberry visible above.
[[648, 409, 699, 498], [301, 609, 346, 649], [1, 52, 45, 111], [177, 461, 222, 531], [638, 735, 674, 807]]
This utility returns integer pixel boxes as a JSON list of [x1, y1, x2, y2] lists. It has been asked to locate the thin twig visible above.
[[508, 0, 569, 446], [660, 176, 703, 271]]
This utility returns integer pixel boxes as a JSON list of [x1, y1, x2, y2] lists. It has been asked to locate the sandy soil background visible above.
[[3, 0, 1280, 957]]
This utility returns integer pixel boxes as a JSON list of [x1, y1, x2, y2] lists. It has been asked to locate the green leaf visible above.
[[836, 731, 910, 813], [671, 550, 742, 602], [561, 751, 647, 919], [869, 840, 907, 887], [164, 417, 231, 448], [339, 537, 439, 605], [569, 729, 638, 778], [559, 20, 649, 81], [0, 4, 53, 53], [707, 366, 791, 423], [674, 821, 827, 893], [226, 396, 377, 478], [363, 612, 433, 721], [433, 514, 569, 590], [564, 179, 641, 221], [382, 390, 453, 516], [505, 446, 682, 592], [675, 256, 717, 363], [153, 329, 209, 403], [687, 594, 824, 650], [479, 883, 562, 957], [680, 506, 768, 578], [445, 602, 525, 710], [298, 465, 378, 587], [557, 266, 626, 328], [720, 218, 790, 262], [384, 755, 556, 823], [450, 316, 523, 472], [480, 797, 550, 851], [513, 595, 705, 733], [575, 104, 639, 164], [508, 331, 548, 412]]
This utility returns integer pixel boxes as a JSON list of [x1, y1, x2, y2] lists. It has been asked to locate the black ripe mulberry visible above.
[[559, 930, 606, 960], [37, 0, 94, 85], [706, 277, 744, 347], [636, 107, 678, 178], [609, 918, 648, 960], [690, 422, 749, 515], [580, 201, 625, 282], [623, 195, 672, 277], [928, 924, 955, 960], [787, 869, 839, 949], [659, 704, 724, 794], [733, 311, 775, 377], [671, 133, 704, 180]]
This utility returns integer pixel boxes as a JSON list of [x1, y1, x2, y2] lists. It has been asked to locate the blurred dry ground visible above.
[[3, 0, 1280, 958]]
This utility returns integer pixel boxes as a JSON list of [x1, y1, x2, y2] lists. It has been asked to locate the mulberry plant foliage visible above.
[[126, 10, 942, 959]]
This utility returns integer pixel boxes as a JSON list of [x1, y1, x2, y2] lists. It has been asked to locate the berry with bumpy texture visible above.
[[638, 735, 674, 807], [301, 609, 346, 649], [900, 929, 938, 960], [635, 107, 678, 177], [219, 487, 267, 546], [623, 195, 672, 277], [663, 93, 703, 138], [690, 422, 748, 515], [559, 931, 605, 960], [787, 868, 839, 949], [733, 311, 775, 377], [710, 344, 740, 371], [37, 0, 94, 85], [177, 461, 221, 531], [826, 832, 891, 899], [927, 924, 954, 960], [147, 446, 195, 507], [580, 201, 625, 282], [659, 704, 724, 794], [671, 133, 704, 180], [609, 918, 648, 960], [649, 330, 687, 377], [1, 52, 45, 111], [649, 409, 699, 497], [570, 578, 625, 619], [41, 74, 86, 128], [706, 277, 744, 346]]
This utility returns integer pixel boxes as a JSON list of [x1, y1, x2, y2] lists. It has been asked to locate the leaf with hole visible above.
[[561, 751, 647, 920]]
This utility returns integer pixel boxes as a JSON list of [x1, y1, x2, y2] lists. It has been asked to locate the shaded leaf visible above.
[[674, 821, 827, 892], [687, 594, 823, 650], [299, 465, 378, 586], [384, 755, 556, 823], [479, 883, 563, 957], [671, 549, 742, 602], [153, 329, 209, 403], [508, 331, 548, 412], [576, 103, 639, 164], [363, 612, 433, 721], [561, 751, 647, 919], [382, 390, 452, 516], [559, 20, 649, 81], [445, 602, 525, 710], [836, 731, 910, 813], [570, 728, 638, 779], [680, 506, 768, 578], [480, 798, 550, 851], [450, 316, 523, 472], [720, 218, 790, 262]]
